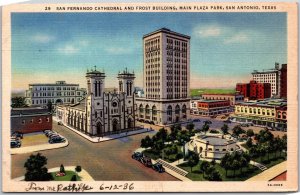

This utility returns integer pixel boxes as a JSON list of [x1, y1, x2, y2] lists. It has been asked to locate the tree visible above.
[[232, 125, 245, 137], [230, 159, 240, 177], [205, 166, 222, 181], [246, 129, 254, 137], [75, 166, 82, 173], [141, 135, 153, 148], [221, 153, 231, 177], [202, 124, 210, 134], [11, 97, 28, 108], [24, 153, 53, 181], [71, 175, 77, 181], [187, 151, 199, 172], [246, 138, 253, 148], [258, 145, 266, 162], [47, 101, 53, 113], [60, 164, 65, 174], [186, 123, 195, 133], [221, 124, 229, 135], [256, 129, 274, 143], [156, 128, 168, 142], [200, 161, 210, 176]]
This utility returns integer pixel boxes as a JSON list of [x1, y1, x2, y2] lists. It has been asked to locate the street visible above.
[[11, 122, 177, 181]]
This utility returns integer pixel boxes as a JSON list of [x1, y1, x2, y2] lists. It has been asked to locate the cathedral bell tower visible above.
[[117, 68, 135, 97], [86, 66, 105, 99]]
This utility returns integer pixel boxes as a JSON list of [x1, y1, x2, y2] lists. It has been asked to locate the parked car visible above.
[[152, 163, 165, 173], [43, 129, 52, 133], [193, 119, 201, 122], [140, 156, 152, 167], [11, 131, 23, 139], [241, 123, 249, 127], [224, 120, 231, 123], [49, 134, 61, 139], [49, 137, 66, 144], [11, 140, 21, 148], [45, 131, 57, 137], [131, 152, 144, 161], [57, 121, 63, 125]]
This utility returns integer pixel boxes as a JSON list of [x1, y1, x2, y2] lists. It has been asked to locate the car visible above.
[[49, 134, 61, 139], [132, 152, 144, 161], [224, 120, 231, 123], [49, 137, 66, 144], [43, 129, 52, 133], [152, 163, 165, 173], [45, 131, 57, 137], [140, 156, 152, 167], [11, 140, 21, 148], [192, 119, 201, 122], [11, 131, 23, 139], [57, 121, 63, 125]]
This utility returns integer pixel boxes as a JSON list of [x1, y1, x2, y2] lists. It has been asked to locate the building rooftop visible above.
[[11, 107, 50, 116], [196, 135, 235, 146], [143, 28, 190, 39], [202, 93, 242, 96], [198, 99, 229, 103], [237, 98, 287, 107]]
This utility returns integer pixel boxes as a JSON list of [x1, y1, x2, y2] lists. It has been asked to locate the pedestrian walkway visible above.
[[156, 159, 190, 181], [246, 161, 287, 181], [11, 140, 69, 155], [13, 166, 94, 181], [250, 160, 268, 171]]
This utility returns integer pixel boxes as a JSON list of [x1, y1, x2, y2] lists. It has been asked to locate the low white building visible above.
[[25, 81, 86, 106], [188, 134, 238, 159]]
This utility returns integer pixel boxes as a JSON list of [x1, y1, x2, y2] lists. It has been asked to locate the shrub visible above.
[[71, 175, 77, 181]]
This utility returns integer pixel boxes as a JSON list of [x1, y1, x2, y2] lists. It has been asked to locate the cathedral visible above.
[[56, 68, 136, 137]]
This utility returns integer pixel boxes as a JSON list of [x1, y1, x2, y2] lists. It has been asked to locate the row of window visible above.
[[236, 107, 275, 116], [32, 86, 78, 91], [21, 117, 50, 124]]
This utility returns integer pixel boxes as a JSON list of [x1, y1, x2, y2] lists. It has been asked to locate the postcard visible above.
[[2, 2, 298, 192]]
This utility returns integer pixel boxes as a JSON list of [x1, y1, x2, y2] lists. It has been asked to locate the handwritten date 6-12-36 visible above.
[[100, 183, 134, 191]]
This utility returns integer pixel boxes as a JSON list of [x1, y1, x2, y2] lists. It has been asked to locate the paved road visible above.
[[11, 122, 177, 181]]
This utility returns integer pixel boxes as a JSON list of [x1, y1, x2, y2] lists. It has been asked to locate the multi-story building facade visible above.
[[190, 99, 231, 116], [236, 80, 271, 100], [11, 107, 52, 134], [201, 93, 244, 106], [136, 28, 190, 125], [252, 63, 287, 98], [56, 69, 136, 136], [25, 81, 86, 107], [233, 98, 287, 130]]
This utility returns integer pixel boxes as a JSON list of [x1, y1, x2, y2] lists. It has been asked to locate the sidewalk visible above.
[[63, 123, 152, 143], [11, 140, 69, 155], [246, 161, 287, 181], [13, 166, 94, 181]]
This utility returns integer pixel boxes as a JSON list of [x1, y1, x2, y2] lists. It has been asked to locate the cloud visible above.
[[224, 32, 250, 44], [194, 24, 223, 38], [58, 44, 79, 55], [105, 47, 132, 54], [31, 34, 55, 43]]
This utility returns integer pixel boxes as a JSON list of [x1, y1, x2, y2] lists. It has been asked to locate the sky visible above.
[[11, 12, 287, 92]]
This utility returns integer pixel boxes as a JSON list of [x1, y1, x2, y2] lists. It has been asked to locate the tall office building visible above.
[[136, 28, 190, 125], [252, 63, 287, 98]]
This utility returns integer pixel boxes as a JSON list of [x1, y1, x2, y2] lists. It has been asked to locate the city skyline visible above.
[[12, 12, 287, 92]]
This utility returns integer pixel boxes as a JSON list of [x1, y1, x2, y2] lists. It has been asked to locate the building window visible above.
[[22, 120, 25, 125], [46, 117, 50, 122], [38, 118, 42, 123]]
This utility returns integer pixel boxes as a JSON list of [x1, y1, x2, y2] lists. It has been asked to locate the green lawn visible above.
[[51, 170, 81, 181], [178, 161, 262, 181], [190, 88, 236, 97]]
